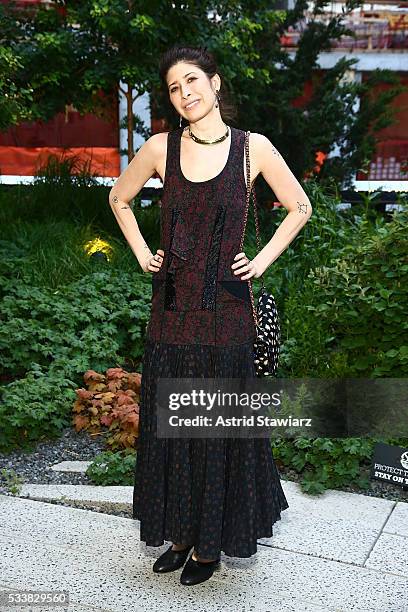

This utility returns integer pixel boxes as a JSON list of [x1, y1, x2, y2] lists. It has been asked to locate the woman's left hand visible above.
[[231, 252, 263, 280]]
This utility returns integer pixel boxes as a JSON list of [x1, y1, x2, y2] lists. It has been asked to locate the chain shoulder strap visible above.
[[239, 130, 265, 330]]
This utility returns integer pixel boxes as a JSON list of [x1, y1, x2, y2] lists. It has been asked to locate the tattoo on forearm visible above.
[[143, 243, 149, 250], [297, 201, 309, 214], [111, 194, 130, 209]]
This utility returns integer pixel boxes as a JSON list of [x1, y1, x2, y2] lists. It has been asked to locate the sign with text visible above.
[[370, 442, 408, 490]]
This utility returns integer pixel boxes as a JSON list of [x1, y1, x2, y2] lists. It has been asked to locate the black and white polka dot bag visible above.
[[240, 131, 281, 377], [253, 285, 281, 376]]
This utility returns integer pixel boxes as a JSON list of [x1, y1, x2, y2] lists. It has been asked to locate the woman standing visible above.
[[109, 45, 312, 586]]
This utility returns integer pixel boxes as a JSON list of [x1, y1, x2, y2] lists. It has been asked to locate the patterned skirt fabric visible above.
[[132, 338, 289, 559]]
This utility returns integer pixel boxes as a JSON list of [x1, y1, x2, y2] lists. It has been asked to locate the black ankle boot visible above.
[[152, 544, 193, 573], [180, 553, 221, 585]]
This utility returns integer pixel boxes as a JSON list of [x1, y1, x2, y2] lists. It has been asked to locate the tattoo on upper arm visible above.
[[121, 204, 131, 209], [271, 144, 282, 158], [297, 201, 309, 214]]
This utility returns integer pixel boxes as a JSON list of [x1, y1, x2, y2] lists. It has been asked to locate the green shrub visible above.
[[0, 270, 151, 379], [0, 150, 160, 232], [280, 200, 408, 377], [0, 266, 151, 451], [1, 171, 406, 496], [272, 435, 408, 495], [0, 364, 77, 452], [247, 179, 356, 303], [85, 449, 136, 486]]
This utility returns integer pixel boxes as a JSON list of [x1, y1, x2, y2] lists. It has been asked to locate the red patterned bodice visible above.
[[146, 125, 256, 346]]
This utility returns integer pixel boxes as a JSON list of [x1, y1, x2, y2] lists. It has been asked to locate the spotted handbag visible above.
[[239, 130, 281, 377]]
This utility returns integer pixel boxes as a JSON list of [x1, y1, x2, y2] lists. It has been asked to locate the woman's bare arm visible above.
[[108, 133, 166, 273], [238, 133, 313, 279]]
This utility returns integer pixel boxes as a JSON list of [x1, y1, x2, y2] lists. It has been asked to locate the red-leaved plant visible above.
[[73, 367, 141, 450]]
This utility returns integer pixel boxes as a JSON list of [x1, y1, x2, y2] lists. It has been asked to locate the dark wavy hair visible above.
[[158, 44, 237, 126]]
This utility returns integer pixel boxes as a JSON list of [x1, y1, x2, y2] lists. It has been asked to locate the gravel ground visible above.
[[0, 427, 136, 518], [0, 426, 108, 487], [0, 427, 406, 520]]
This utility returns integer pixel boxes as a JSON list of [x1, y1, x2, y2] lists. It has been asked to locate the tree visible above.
[[0, 46, 34, 130], [0, 0, 405, 188], [199, 0, 406, 188]]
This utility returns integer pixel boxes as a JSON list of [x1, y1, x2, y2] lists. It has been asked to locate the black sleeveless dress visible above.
[[132, 125, 289, 559]]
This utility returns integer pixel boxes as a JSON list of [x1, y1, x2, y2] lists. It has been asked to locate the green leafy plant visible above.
[[272, 435, 408, 495], [0, 270, 151, 380], [0, 262, 151, 451], [0, 364, 77, 453], [0, 468, 24, 495], [280, 199, 408, 377], [85, 449, 136, 486]]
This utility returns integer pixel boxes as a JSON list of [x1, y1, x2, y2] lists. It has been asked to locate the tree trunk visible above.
[[126, 81, 134, 163]]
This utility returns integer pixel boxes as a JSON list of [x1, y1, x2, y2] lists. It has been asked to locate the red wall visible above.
[[0, 102, 120, 177]]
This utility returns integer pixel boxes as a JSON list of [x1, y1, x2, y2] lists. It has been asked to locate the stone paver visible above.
[[382, 501, 408, 537], [0, 491, 407, 611], [19, 483, 131, 513], [259, 482, 396, 564], [364, 532, 408, 578], [0, 584, 111, 612], [50, 461, 93, 473]]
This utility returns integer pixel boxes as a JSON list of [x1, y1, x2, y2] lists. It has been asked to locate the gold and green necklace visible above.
[[186, 124, 230, 145]]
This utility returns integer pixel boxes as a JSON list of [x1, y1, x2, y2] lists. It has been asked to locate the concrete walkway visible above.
[[0, 479, 407, 612]]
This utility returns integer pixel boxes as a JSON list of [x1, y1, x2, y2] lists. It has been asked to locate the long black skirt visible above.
[[132, 338, 289, 559]]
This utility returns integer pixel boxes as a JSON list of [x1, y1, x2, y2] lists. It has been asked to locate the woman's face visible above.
[[166, 61, 219, 122]]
